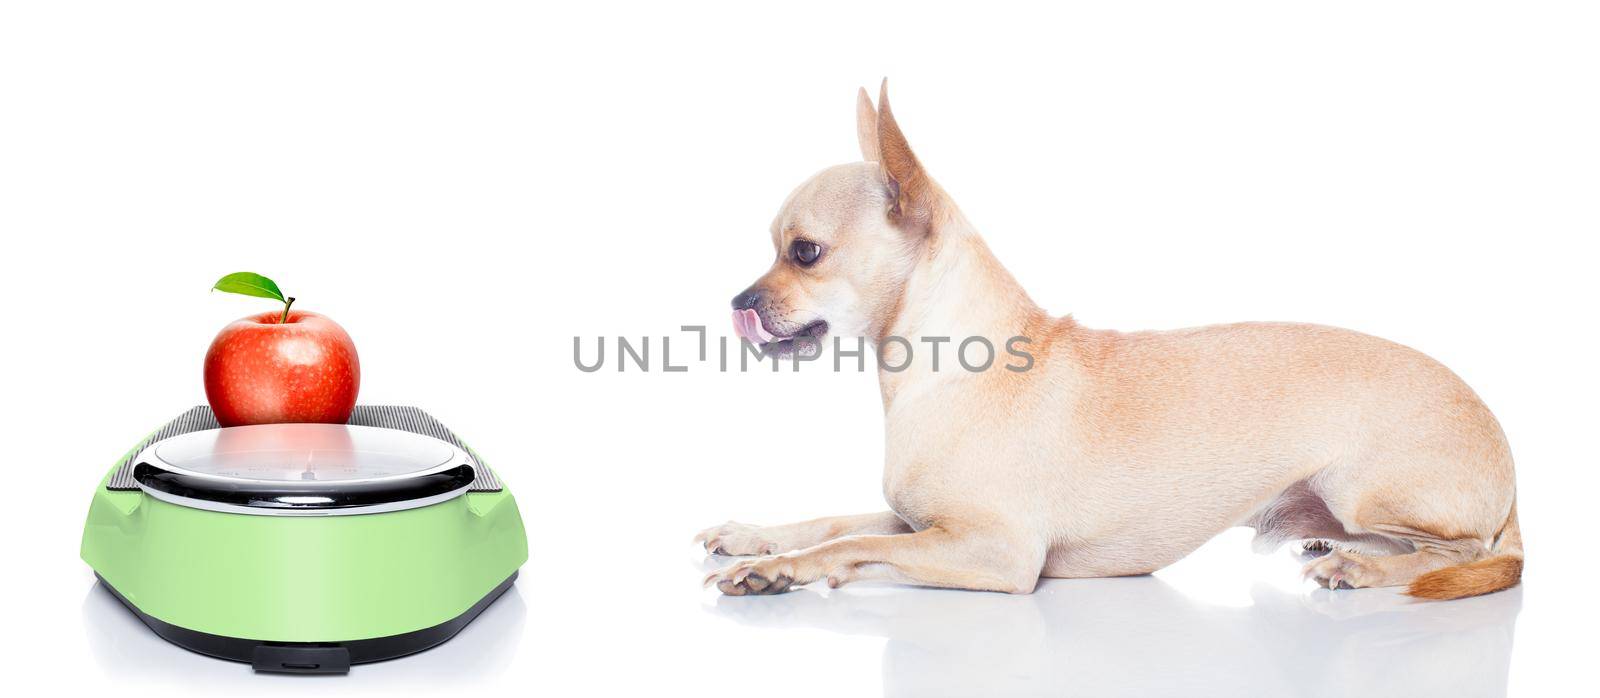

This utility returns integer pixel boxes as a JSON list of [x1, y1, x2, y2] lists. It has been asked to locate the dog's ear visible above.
[[856, 87, 880, 162], [875, 79, 931, 230]]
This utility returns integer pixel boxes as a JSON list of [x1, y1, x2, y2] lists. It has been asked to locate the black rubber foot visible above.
[[95, 572, 517, 674]]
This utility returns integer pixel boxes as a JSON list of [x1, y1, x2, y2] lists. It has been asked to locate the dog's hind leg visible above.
[[695, 512, 912, 556], [1301, 525, 1489, 590], [1303, 468, 1519, 597], [1297, 380, 1520, 597], [704, 523, 1046, 595]]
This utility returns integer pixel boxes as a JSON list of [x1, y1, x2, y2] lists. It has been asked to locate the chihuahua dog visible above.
[[698, 82, 1520, 600]]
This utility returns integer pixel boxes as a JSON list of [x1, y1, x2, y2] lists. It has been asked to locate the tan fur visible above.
[[701, 81, 1521, 599], [1408, 556, 1523, 600], [1408, 503, 1523, 599]]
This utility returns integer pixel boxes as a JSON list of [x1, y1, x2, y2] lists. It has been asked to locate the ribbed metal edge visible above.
[[106, 406, 217, 490], [107, 406, 503, 492]]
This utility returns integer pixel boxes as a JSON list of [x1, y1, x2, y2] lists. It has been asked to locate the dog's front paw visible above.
[[703, 555, 815, 596], [1302, 550, 1379, 590], [694, 521, 781, 556]]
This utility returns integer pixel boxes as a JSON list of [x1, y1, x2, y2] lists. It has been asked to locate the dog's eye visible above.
[[792, 240, 822, 266]]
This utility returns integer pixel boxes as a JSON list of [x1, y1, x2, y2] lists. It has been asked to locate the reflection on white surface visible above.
[[81, 580, 526, 685], [706, 563, 1520, 697]]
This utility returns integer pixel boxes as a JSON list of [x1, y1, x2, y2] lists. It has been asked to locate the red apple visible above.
[[203, 310, 360, 427]]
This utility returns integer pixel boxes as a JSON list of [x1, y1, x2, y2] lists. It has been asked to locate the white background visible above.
[[3, 2, 1597, 696]]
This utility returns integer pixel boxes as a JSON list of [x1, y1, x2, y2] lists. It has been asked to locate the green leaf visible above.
[[212, 272, 285, 302]]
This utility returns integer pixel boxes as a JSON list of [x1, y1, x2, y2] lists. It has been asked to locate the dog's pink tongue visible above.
[[732, 308, 775, 343], [732, 309, 753, 342]]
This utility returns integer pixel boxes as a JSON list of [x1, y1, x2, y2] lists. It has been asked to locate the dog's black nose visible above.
[[731, 288, 762, 311]]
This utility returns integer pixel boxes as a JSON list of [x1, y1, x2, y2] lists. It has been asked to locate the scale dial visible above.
[[133, 423, 476, 516]]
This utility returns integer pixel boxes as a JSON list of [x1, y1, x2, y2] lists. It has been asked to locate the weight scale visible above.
[[80, 406, 528, 674]]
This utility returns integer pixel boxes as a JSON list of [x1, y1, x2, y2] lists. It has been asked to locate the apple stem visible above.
[[280, 297, 296, 324]]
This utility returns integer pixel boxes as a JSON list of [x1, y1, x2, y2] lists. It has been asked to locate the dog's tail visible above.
[[1406, 500, 1523, 600]]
